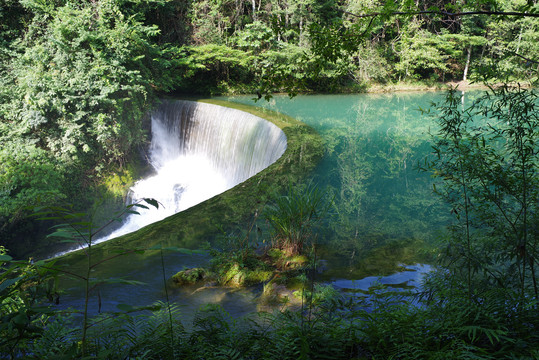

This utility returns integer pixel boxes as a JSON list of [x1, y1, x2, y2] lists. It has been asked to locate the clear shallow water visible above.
[[55, 251, 259, 320]]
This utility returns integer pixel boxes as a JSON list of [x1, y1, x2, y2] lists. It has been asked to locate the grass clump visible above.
[[264, 182, 331, 256]]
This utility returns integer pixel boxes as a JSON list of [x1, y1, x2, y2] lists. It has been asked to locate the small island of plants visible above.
[[171, 182, 335, 307]]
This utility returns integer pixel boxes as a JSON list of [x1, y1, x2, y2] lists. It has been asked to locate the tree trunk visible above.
[[463, 45, 472, 81], [516, 26, 523, 54]]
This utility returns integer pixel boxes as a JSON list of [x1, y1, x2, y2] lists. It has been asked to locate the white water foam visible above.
[[56, 100, 287, 255]]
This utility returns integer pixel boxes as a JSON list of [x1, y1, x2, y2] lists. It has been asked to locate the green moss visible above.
[[245, 269, 274, 284], [217, 262, 273, 287], [172, 268, 207, 286], [285, 255, 308, 268], [102, 169, 134, 198], [266, 248, 309, 270], [222, 263, 244, 286], [205, 243, 313, 289], [267, 248, 284, 261]]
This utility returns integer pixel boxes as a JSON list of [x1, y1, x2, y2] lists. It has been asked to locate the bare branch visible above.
[[505, 50, 539, 65]]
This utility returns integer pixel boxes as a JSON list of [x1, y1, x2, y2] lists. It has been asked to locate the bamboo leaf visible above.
[[143, 198, 159, 209]]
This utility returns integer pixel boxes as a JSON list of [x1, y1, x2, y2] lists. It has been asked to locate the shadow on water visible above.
[[55, 250, 259, 321]]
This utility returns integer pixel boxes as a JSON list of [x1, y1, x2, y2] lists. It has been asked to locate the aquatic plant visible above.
[[265, 182, 332, 256]]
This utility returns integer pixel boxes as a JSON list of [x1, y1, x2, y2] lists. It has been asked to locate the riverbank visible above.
[[366, 79, 535, 93], [338, 79, 533, 94]]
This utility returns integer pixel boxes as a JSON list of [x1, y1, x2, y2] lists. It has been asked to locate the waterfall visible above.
[[94, 100, 287, 245]]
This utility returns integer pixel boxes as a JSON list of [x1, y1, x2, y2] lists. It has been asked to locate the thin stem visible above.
[[519, 136, 527, 303], [160, 247, 175, 357], [81, 241, 91, 356], [460, 160, 472, 303]]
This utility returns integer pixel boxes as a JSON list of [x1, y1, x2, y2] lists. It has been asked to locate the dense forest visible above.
[[1, 0, 538, 358], [1, 0, 538, 253]]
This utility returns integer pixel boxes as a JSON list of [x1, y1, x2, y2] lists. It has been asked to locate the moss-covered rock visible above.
[[212, 252, 274, 287], [172, 267, 207, 285], [260, 272, 306, 306]]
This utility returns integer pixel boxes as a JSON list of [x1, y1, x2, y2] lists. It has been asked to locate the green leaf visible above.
[[143, 198, 159, 209], [0, 254, 13, 262], [0, 277, 22, 293], [47, 231, 76, 239]]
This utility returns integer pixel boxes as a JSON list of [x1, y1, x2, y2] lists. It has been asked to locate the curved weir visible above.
[[99, 100, 287, 245]]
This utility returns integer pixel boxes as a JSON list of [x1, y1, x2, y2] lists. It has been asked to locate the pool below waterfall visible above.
[[55, 91, 480, 316]]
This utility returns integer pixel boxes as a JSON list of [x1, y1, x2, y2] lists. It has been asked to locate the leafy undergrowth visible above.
[[3, 277, 537, 359]]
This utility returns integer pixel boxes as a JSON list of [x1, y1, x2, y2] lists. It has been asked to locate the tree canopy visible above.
[[1, 0, 539, 256]]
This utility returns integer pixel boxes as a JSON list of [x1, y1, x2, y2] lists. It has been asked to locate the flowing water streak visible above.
[[60, 100, 287, 254]]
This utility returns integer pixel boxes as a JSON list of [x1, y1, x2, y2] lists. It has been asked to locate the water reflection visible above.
[[331, 264, 432, 293]]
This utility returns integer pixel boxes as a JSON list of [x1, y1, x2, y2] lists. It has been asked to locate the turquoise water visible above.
[[221, 91, 478, 280], [57, 91, 478, 315]]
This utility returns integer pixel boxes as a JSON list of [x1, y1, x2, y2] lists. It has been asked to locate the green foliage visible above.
[[428, 85, 539, 302], [170, 0, 536, 94], [31, 198, 160, 356], [234, 21, 276, 53], [0, 143, 66, 257], [0, 0, 182, 255], [177, 44, 255, 94], [2, 1, 539, 358], [0, 143, 65, 219], [0, 246, 59, 358], [393, 20, 449, 80], [3, 1, 163, 167]]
